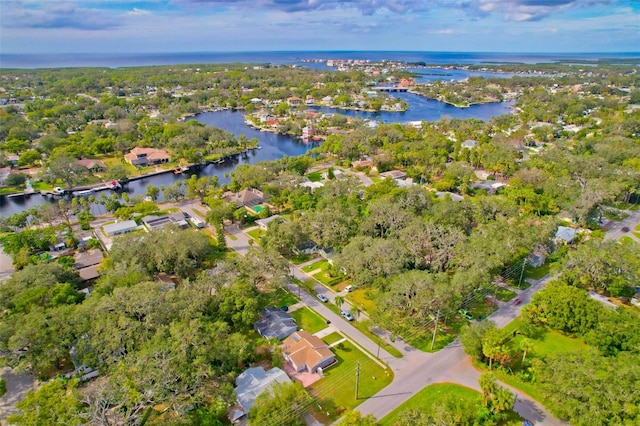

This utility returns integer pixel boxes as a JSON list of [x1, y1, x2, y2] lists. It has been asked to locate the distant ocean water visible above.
[[1, 51, 638, 69]]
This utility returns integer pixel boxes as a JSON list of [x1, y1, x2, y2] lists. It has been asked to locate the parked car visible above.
[[345, 285, 354, 293], [458, 309, 474, 320], [317, 293, 329, 303], [341, 310, 354, 321], [189, 216, 205, 228], [182, 211, 190, 218]]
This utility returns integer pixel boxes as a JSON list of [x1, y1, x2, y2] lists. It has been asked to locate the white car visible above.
[[53, 187, 65, 195], [341, 310, 354, 321], [345, 285, 353, 293], [317, 293, 329, 303]]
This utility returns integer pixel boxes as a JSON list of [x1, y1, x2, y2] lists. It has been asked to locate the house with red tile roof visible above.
[[124, 147, 170, 166]]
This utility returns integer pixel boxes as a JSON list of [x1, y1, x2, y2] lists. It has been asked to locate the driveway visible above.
[[224, 215, 563, 425]]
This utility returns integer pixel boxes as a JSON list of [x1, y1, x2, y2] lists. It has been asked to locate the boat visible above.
[[72, 189, 94, 197], [173, 165, 189, 174], [256, 145, 263, 149]]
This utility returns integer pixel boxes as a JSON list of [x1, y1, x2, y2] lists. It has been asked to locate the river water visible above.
[[0, 92, 512, 217]]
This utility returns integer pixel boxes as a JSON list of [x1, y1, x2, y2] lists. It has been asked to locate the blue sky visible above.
[[1, 0, 638, 54]]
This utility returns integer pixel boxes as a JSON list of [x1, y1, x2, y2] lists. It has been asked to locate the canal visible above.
[[0, 92, 513, 217]]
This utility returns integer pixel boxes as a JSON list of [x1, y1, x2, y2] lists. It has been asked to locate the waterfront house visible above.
[[124, 147, 170, 167], [282, 330, 336, 373], [286, 96, 302, 107], [77, 159, 107, 172]]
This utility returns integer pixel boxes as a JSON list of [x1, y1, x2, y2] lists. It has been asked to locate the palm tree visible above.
[[352, 306, 361, 322], [334, 295, 344, 311]]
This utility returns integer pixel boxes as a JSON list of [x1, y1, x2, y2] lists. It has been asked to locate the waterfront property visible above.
[[141, 213, 189, 231], [124, 147, 170, 167]]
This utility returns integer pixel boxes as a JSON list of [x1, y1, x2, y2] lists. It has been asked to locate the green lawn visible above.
[[313, 269, 347, 286], [619, 236, 638, 245], [259, 287, 299, 309], [290, 306, 330, 335], [345, 288, 378, 314], [379, 383, 522, 426], [322, 332, 345, 346], [525, 264, 550, 280], [494, 287, 517, 302], [309, 340, 393, 422], [290, 253, 316, 265], [246, 228, 265, 242], [302, 259, 329, 273], [306, 171, 323, 182]]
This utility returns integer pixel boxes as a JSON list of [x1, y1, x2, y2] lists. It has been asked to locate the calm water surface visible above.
[[0, 93, 511, 216]]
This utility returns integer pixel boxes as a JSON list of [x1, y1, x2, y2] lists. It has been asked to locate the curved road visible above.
[[218, 204, 562, 425]]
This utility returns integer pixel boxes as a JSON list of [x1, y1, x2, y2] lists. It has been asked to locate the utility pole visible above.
[[355, 361, 360, 400], [430, 310, 440, 351], [518, 257, 527, 288]]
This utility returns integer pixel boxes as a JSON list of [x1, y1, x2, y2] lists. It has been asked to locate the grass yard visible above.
[[502, 318, 590, 360], [345, 288, 378, 315], [379, 383, 522, 426], [322, 332, 345, 346], [302, 259, 329, 273], [310, 340, 393, 422], [290, 253, 316, 265], [306, 171, 323, 182], [260, 287, 299, 310], [494, 286, 517, 302], [619, 236, 638, 245], [246, 228, 265, 242], [525, 264, 550, 280], [313, 269, 347, 286], [290, 306, 330, 335]]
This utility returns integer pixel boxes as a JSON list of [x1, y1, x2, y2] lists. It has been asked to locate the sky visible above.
[[0, 0, 638, 54]]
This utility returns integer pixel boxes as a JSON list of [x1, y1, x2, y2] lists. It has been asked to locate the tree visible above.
[[146, 184, 160, 202], [249, 381, 312, 426], [7, 378, 86, 425], [334, 295, 345, 311], [482, 327, 506, 371], [519, 337, 533, 363], [479, 373, 514, 416], [46, 153, 88, 189], [162, 181, 186, 202], [105, 164, 128, 182], [460, 321, 497, 363], [338, 410, 378, 426], [4, 172, 27, 187]]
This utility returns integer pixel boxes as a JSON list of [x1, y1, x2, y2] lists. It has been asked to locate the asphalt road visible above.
[[603, 209, 640, 242], [211, 200, 564, 425]]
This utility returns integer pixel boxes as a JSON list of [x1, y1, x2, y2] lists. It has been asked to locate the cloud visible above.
[[1, 1, 120, 30], [128, 8, 152, 16], [474, 0, 587, 21], [180, 0, 430, 14]]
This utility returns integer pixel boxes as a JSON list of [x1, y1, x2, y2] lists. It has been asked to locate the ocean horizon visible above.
[[1, 50, 638, 69]]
